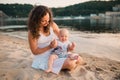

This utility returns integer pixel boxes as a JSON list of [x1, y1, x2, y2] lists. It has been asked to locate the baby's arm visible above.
[[67, 42, 76, 52]]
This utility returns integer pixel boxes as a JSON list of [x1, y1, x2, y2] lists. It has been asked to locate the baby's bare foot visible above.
[[45, 69, 52, 73]]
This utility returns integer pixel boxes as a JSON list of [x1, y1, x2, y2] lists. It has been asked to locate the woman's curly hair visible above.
[[27, 5, 53, 39]]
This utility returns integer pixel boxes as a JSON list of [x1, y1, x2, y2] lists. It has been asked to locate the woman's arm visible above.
[[51, 22, 60, 37], [28, 31, 52, 55]]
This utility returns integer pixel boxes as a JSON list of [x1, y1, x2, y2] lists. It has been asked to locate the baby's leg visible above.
[[46, 54, 58, 73]]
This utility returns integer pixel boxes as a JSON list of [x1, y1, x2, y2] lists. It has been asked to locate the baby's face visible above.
[[59, 31, 69, 42]]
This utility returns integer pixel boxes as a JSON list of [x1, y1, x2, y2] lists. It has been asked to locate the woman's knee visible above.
[[77, 56, 84, 65], [62, 59, 77, 70], [68, 61, 76, 69]]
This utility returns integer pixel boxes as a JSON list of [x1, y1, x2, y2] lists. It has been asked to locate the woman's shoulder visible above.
[[51, 22, 58, 29], [28, 30, 36, 40], [50, 22, 59, 36]]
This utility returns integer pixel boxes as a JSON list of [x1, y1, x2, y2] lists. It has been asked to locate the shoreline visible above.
[[0, 31, 120, 80]]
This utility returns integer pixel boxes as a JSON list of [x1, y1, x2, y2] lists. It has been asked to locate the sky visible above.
[[0, 0, 91, 8]]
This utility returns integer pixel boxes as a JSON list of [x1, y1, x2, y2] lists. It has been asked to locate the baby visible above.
[[46, 28, 79, 73]]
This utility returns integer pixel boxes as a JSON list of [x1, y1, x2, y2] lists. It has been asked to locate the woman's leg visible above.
[[62, 58, 77, 70], [76, 55, 84, 65], [62, 56, 83, 70]]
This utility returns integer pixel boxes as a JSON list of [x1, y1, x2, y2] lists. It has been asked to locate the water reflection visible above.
[[55, 16, 120, 33]]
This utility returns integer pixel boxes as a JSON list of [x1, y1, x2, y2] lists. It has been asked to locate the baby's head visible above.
[[59, 28, 69, 42]]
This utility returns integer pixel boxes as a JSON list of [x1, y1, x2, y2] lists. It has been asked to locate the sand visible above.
[[0, 31, 120, 80]]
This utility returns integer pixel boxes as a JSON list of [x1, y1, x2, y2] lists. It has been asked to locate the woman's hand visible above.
[[49, 39, 58, 48]]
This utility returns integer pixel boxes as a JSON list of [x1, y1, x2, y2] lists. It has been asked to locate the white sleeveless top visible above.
[[31, 27, 66, 74]]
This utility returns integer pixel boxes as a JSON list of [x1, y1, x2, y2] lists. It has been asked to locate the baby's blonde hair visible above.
[[59, 28, 69, 35]]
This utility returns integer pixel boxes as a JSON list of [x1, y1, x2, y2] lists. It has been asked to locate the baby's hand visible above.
[[68, 42, 76, 51], [50, 39, 58, 48], [71, 42, 76, 49]]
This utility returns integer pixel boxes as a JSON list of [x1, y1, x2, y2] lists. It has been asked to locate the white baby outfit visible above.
[[52, 40, 70, 58]]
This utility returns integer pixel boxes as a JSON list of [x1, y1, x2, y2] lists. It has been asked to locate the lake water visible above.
[[54, 16, 120, 33], [1, 16, 120, 33]]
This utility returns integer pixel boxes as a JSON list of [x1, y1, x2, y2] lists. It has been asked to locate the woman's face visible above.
[[40, 13, 50, 27]]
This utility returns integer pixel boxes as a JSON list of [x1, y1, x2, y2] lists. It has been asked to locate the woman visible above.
[[27, 5, 82, 74]]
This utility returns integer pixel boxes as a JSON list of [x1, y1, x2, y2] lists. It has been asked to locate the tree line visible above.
[[0, 1, 120, 18], [52, 1, 120, 16]]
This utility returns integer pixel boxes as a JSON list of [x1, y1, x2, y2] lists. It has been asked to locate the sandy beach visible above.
[[0, 30, 120, 80]]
